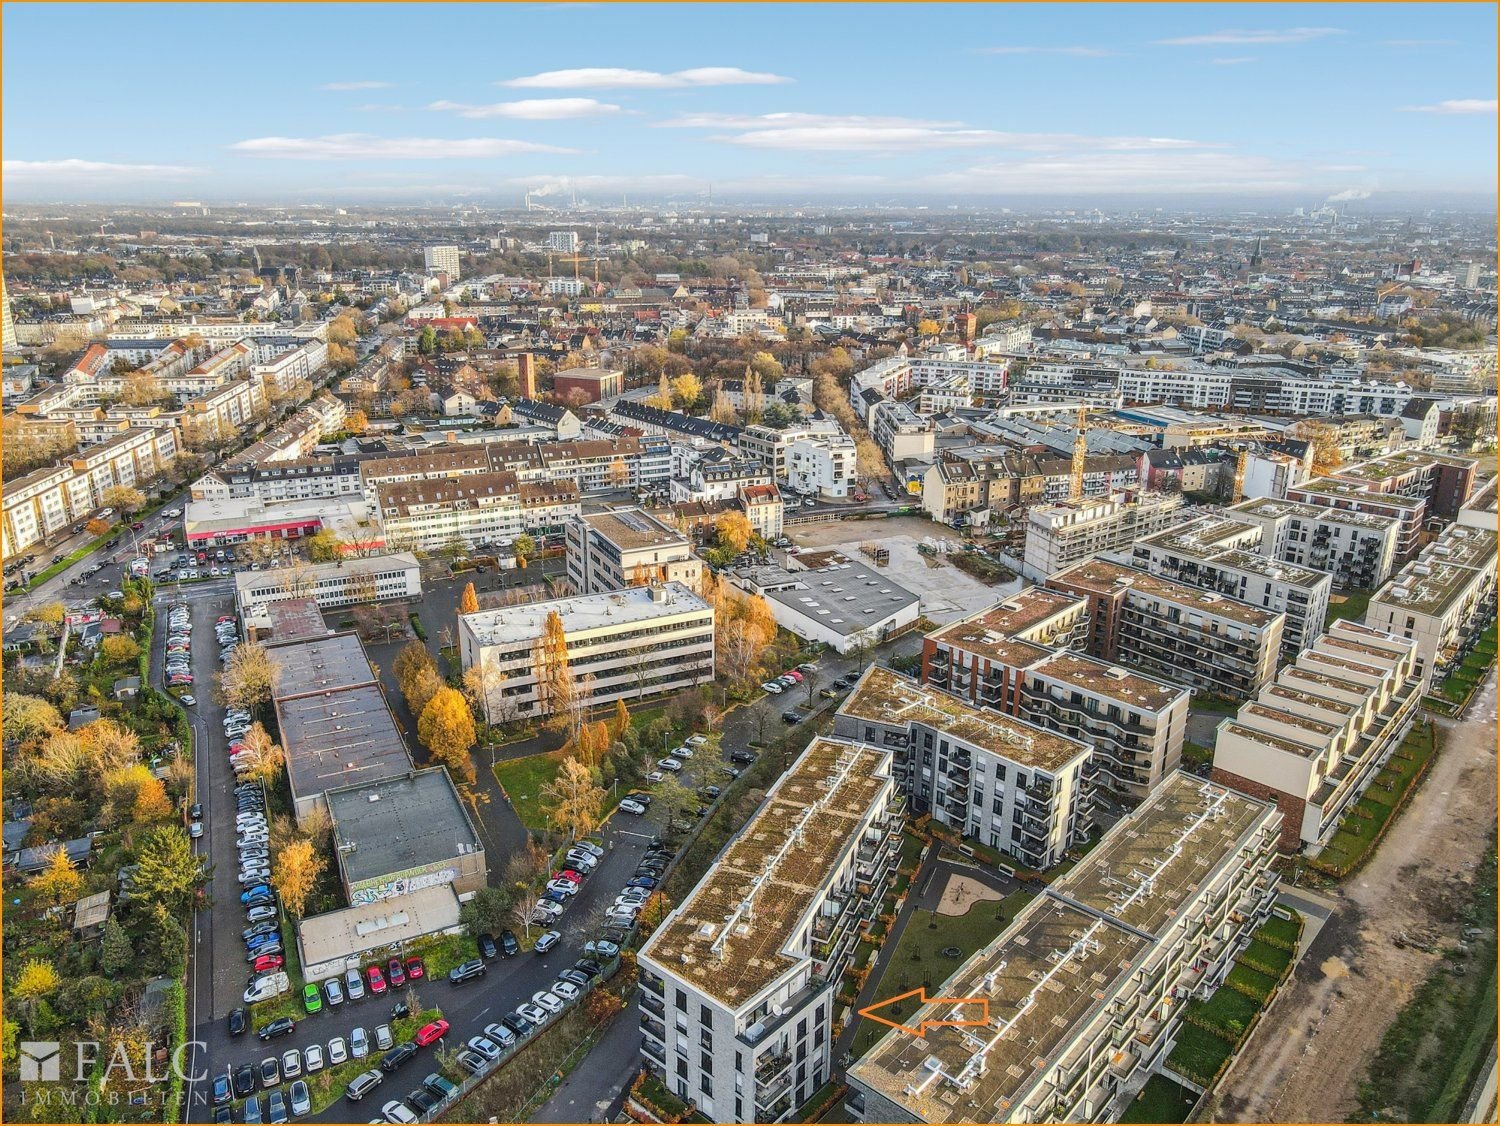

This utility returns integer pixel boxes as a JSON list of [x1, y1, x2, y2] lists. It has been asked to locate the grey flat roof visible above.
[[278, 685, 410, 803], [269, 632, 377, 698], [761, 562, 918, 637], [326, 769, 481, 885]]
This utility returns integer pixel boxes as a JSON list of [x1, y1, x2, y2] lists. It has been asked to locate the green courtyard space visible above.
[[1313, 722, 1437, 877], [1119, 1074, 1198, 1124]]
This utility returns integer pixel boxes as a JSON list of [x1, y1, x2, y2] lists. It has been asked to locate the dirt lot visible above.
[[787, 515, 1019, 623], [1211, 670, 1498, 1123], [936, 873, 1004, 916]]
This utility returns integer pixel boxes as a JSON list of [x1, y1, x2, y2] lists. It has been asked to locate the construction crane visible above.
[[1068, 406, 1089, 502], [557, 254, 603, 285]]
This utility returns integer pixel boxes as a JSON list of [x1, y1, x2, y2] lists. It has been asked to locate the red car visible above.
[[366, 965, 387, 995], [554, 870, 583, 885], [404, 957, 425, 981], [253, 954, 285, 973], [413, 1019, 449, 1048], [386, 957, 406, 988]]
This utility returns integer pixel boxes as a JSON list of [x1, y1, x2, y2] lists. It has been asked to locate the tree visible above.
[[459, 581, 480, 616], [85, 517, 112, 537], [132, 777, 173, 823], [346, 408, 369, 435], [916, 318, 941, 338], [709, 387, 737, 425], [30, 846, 83, 906], [220, 641, 279, 712], [239, 724, 287, 787], [403, 663, 445, 724], [305, 529, 345, 563], [22, 601, 66, 630], [130, 825, 203, 914], [856, 436, 887, 480], [100, 635, 141, 665], [99, 485, 146, 515], [100, 918, 134, 975], [671, 371, 703, 410], [512, 533, 537, 566], [13, 959, 60, 1002], [459, 886, 515, 937], [714, 511, 753, 556], [1291, 420, 1343, 476], [272, 838, 325, 919], [611, 697, 631, 741], [651, 776, 698, 827], [535, 610, 575, 730], [3, 693, 63, 746], [539, 755, 605, 840], [418, 688, 477, 787], [327, 341, 357, 371]]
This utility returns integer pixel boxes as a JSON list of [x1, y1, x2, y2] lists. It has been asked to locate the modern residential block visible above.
[[1227, 496, 1400, 591], [565, 508, 702, 595]]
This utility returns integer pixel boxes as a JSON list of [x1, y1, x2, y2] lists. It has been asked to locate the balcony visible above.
[[641, 1014, 667, 1044], [641, 993, 666, 1020], [641, 1037, 666, 1069], [641, 972, 665, 996], [755, 1051, 792, 1084]]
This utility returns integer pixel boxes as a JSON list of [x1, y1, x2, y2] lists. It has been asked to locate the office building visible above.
[[836, 666, 1093, 868], [565, 508, 703, 595], [235, 552, 422, 616], [376, 471, 581, 552], [1047, 558, 1284, 700], [1211, 620, 1422, 850], [423, 245, 461, 280], [638, 736, 902, 1122], [458, 582, 715, 722], [552, 365, 624, 404], [735, 560, 920, 656], [847, 773, 1282, 1124]]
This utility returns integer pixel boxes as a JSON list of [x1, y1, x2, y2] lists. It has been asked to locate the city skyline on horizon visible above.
[[2, 2, 1497, 206]]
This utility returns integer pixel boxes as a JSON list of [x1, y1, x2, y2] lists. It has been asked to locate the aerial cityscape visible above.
[[1, 4, 1496, 1125]]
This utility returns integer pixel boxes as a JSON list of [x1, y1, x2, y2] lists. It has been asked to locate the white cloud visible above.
[[319, 80, 394, 91], [1400, 99, 1497, 115], [975, 45, 1115, 56], [500, 66, 791, 89], [1156, 27, 1344, 46], [663, 112, 1209, 154], [428, 97, 622, 120], [1326, 188, 1374, 202], [1381, 39, 1458, 47], [2, 158, 201, 179], [1212, 57, 1257, 65], [925, 150, 1307, 194], [228, 134, 578, 159]]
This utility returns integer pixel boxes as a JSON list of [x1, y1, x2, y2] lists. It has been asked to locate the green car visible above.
[[302, 983, 322, 1014]]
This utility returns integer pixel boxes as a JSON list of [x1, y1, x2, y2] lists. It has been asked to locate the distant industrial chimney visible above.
[[517, 353, 536, 400]]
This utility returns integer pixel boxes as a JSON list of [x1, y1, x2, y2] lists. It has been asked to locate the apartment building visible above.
[[1124, 514, 1332, 660], [423, 245, 461, 280], [2, 464, 79, 558], [376, 471, 581, 552], [235, 552, 422, 615], [739, 483, 785, 540], [836, 666, 1093, 868], [565, 508, 703, 594], [1211, 620, 1422, 850], [848, 773, 1282, 1124], [1047, 558, 1285, 699], [1021, 492, 1190, 582], [180, 377, 265, 445], [921, 449, 1142, 528], [359, 435, 670, 499], [670, 448, 772, 505], [638, 736, 902, 1123], [458, 582, 715, 721], [920, 591, 1190, 804], [192, 456, 365, 504], [738, 419, 857, 500], [68, 425, 179, 503], [1226, 496, 1399, 591], [1366, 523, 1498, 684]]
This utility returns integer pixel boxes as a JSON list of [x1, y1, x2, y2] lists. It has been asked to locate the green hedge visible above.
[[1186, 986, 1261, 1042], [1224, 963, 1278, 1002], [1238, 938, 1292, 978], [1254, 913, 1301, 952]]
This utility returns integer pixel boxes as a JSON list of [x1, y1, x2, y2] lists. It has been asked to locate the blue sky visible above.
[[3, 2, 1495, 204]]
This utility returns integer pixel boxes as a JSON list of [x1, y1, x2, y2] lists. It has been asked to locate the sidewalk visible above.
[[531, 998, 644, 1124]]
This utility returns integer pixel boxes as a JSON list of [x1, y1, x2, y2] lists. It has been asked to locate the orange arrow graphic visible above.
[[857, 988, 990, 1036]]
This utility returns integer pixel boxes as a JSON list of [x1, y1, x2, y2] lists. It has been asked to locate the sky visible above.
[[3, 2, 1496, 206]]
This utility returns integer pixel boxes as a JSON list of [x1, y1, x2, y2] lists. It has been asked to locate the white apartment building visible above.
[[458, 582, 715, 721], [920, 590, 1191, 804], [565, 508, 703, 595], [1212, 620, 1422, 850], [235, 552, 422, 615], [638, 736, 902, 1122], [376, 472, 580, 552], [848, 773, 1282, 1124], [836, 666, 1093, 868], [1021, 492, 1189, 582], [1228, 496, 1400, 591], [423, 245, 461, 280], [1365, 523, 1498, 685], [1123, 514, 1332, 660], [545, 231, 579, 253], [739, 419, 857, 499]]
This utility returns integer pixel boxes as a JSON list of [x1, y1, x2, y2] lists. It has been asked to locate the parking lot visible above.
[[785, 515, 1021, 624]]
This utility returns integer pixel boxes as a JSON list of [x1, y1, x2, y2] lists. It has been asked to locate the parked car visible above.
[[302, 983, 322, 1014], [382, 1099, 417, 1124], [466, 1035, 502, 1062], [454, 1050, 487, 1076], [552, 980, 582, 1001], [380, 1042, 418, 1073], [281, 1048, 303, 1080], [404, 956, 425, 981], [366, 965, 387, 995], [534, 930, 562, 954], [499, 930, 519, 957], [761, 680, 784, 694], [658, 757, 683, 772], [351, 1026, 369, 1059], [303, 1044, 324, 1074], [374, 1024, 394, 1052], [344, 1069, 384, 1102], [345, 967, 366, 1001], [289, 1079, 311, 1118], [413, 1019, 449, 1047], [228, 1008, 248, 1036], [258, 1057, 280, 1088], [619, 798, 648, 815], [477, 932, 498, 960], [257, 1017, 296, 1042], [327, 1037, 349, 1067], [448, 959, 486, 985], [386, 957, 407, 988], [516, 1003, 550, 1025], [323, 977, 345, 1007], [423, 1073, 457, 1101], [531, 990, 564, 1014], [482, 1022, 517, 1050]]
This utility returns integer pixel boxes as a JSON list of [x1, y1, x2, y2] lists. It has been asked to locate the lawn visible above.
[[1190, 986, 1262, 1040], [1181, 740, 1215, 769], [1238, 938, 1292, 978], [1314, 722, 1437, 875], [1119, 1074, 1197, 1124], [493, 749, 628, 834], [1166, 1021, 1236, 1085], [1325, 588, 1373, 627], [1224, 963, 1279, 1002], [850, 890, 1029, 1058], [1256, 910, 1301, 949]]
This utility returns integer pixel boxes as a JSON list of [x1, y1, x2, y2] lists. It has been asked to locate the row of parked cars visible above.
[[761, 662, 817, 695], [165, 604, 196, 689]]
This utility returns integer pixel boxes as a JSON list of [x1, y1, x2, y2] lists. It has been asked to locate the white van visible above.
[[244, 972, 290, 1005]]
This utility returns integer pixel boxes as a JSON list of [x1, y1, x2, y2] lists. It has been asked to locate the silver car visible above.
[[345, 967, 366, 1001]]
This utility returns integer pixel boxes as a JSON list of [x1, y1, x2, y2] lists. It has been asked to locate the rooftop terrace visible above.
[[1028, 650, 1186, 713], [580, 508, 689, 551]]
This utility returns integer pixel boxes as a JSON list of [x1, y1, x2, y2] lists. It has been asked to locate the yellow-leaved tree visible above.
[[418, 687, 477, 787], [539, 755, 604, 841]]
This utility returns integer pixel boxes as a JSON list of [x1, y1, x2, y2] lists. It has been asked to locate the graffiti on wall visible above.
[[350, 865, 458, 907]]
